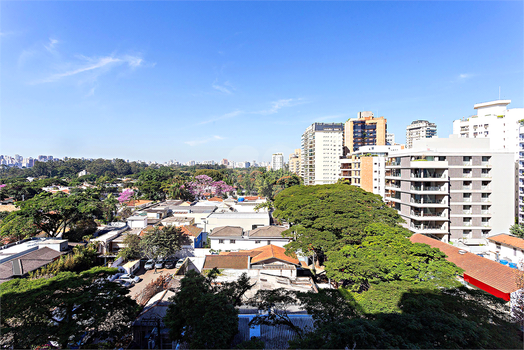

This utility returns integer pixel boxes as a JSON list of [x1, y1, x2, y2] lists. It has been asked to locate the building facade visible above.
[[288, 149, 301, 175], [271, 153, 284, 171], [386, 133, 395, 145], [519, 122, 524, 225], [344, 112, 387, 153], [385, 136, 516, 244], [301, 123, 344, 186], [453, 100, 524, 159], [405, 120, 437, 149], [340, 145, 403, 198]]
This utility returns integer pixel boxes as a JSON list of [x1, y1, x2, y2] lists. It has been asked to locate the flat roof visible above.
[[474, 99, 511, 109]]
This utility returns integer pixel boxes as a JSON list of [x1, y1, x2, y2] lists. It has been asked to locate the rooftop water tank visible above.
[[238, 197, 245, 202], [500, 260, 509, 265]]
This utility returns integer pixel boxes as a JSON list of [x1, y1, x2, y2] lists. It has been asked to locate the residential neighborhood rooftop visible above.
[[248, 226, 287, 238], [487, 234, 524, 250], [209, 226, 243, 237]]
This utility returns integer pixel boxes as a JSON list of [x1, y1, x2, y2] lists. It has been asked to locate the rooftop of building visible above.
[[248, 226, 287, 238], [0, 247, 64, 283], [410, 234, 519, 295], [209, 226, 244, 237], [487, 234, 524, 250], [202, 255, 250, 270]]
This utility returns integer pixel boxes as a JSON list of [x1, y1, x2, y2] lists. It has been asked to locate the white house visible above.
[[208, 225, 289, 251], [205, 212, 270, 232], [127, 215, 148, 229], [487, 234, 524, 267]]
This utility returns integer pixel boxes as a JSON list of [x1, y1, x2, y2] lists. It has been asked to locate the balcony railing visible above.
[[462, 173, 472, 178], [411, 211, 446, 218], [410, 198, 446, 205], [481, 198, 490, 202], [481, 186, 490, 190], [411, 172, 447, 179], [463, 161, 472, 166], [410, 224, 446, 231], [463, 186, 472, 190], [481, 210, 490, 215], [463, 210, 472, 214], [481, 173, 491, 178], [411, 186, 445, 192], [481, 222, 490, 227]]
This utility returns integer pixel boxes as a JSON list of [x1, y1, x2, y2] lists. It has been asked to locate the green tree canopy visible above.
[[273, 184, 403, 257], [139, 226, 188, 259], [164, 269, 254, 349], [0, 267, 138, 349]]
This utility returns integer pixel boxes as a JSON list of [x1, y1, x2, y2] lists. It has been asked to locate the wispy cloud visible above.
[[197, 110, 243, 125], [33, 54, 144, 84], [185, 135, 225, 146], [314, 114, 348, 122], [256, 98, 308, 115], [44, 38, 59, 52], [455, 73, 475, 82], [212, 80, 235, 94]]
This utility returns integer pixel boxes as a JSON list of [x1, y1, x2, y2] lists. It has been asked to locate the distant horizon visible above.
[[2, 1, 522, 162]]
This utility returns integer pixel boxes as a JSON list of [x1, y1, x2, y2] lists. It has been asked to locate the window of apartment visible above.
[[255, 240, 261, 244], [230, 240, 236, 244], [463, 205, 471, 213], [463, 230, 472, 236], [219, 239, 224, 244], [463, 156, 471, 162], [267, 240, 271, 245], [463, 218, 472, 226], [482, 230, 490, 235], [496, 243, 501, 250], [463, 193, 471, 201], [514, 248, 517, 256], [482, 156, 490, 162]]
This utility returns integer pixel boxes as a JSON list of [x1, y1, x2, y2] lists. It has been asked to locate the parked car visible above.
[[120, 274, 141, 283], [115, 279, 133, 288], [108, 272, 124, 282], [175, 259, 184, 269], [144, 259, 155, 270], [155, 258, 165, 269], [164, 259, 176, 269]]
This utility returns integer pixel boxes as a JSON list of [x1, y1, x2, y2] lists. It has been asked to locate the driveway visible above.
[[128, 266, 175, 299]]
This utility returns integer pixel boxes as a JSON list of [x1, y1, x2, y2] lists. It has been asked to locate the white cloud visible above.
[[197, 110, 243, 125], [44, 38, 59, 52], [256, 98, 308, 114], [212, 80, 235, 94], [185, 135, 225, 147], [33, 54, 144, 84], [457, 73, 475, 80]]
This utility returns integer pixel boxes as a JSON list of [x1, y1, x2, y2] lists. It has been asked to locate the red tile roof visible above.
[[179, 225, 203, 238], [203, 255, 249, 270], [208, 197, 224, 202], [410, 234, 520, 298], [125, 200, 153, 207], [219, 244, 299, 266], [487, 234, 524, 250]]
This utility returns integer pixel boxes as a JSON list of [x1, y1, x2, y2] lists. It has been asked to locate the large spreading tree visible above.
[[0, 267, 138, 349]]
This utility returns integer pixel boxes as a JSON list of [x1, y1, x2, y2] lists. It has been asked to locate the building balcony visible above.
[[410, 224, 448, 234]]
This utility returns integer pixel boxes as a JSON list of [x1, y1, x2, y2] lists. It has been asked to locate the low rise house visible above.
[[142, 207, 169, 220], [127, 215, 148, 229], [206, 212, 270, 232], [170, 206, 216, 226], [208, 225, 289, 251], [487, 234, 524, 265], [161, 216, 194, 227]]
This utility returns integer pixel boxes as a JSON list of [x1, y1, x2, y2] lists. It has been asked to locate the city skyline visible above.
[[1, 2, 522, 162]]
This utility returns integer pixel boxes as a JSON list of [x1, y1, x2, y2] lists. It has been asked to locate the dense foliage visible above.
[[139, 226, 188, 259], [0, 267, 138, 349], [164, 269, 254, 349]]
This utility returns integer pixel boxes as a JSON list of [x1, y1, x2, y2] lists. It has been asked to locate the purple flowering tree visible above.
[[0, 184, 6, 189], [212, 181, 234, 197], [186, 175, 234, 199], [186, 175, 214, 199], [117, 189, 134, 204]]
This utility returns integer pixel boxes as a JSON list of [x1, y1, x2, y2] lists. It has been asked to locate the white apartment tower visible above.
[[301, 123, 344, 185], [453, 100, 523, 160], [386, 133, 396, 145], [406, 120, 437, 148], [271, 153, 284, 171], [519, 122, 524, 225]]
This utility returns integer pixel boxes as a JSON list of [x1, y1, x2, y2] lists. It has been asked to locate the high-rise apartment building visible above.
[[453, 100, 523, 160], [340, 145, 403, 198], [519, 122, 524, 225], [301, 123, 344, 185], [385, 136, 516, 244], [386, 133, 396, 145], [344, 112, 387, 153], [288, 149, 301, 175], [271, 153, 284, 171], [406, 120, 437, 148]]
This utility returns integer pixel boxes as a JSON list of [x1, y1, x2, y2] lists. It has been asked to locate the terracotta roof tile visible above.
[[208, 197, 224, 202], [487, 234, 524, 250], [179, 225, 203, 238], [410, 234, 519, 294], [125, 200, 153, 207], [209, 226, 243, 237], [249, 245, 299, 265], [203, 255, 249, 270]]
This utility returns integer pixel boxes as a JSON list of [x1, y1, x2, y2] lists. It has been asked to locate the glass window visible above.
[[219, 239, 224, 244], [230, 240, 236, 244]]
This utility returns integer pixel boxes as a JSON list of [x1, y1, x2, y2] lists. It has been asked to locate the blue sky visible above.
[[1, 1, 522, 163]]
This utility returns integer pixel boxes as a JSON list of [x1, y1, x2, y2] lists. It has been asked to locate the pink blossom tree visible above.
[[117, 189, 134, 204], [212, 181, 234, 197]]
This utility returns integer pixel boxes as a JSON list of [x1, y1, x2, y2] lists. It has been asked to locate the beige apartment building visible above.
[[288, 149, 301, 175], [344, 112, 387, 153]]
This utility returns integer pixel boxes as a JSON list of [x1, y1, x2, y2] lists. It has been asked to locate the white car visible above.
[[175, 259, 184, 269], [119, 274, 141, 283], [115, 279, 133, 288], [144, 259, 155, 270], [155, 258, 165, 269]]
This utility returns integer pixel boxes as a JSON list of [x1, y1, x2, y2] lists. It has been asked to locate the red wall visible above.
[[463, 273, 511, 301]]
